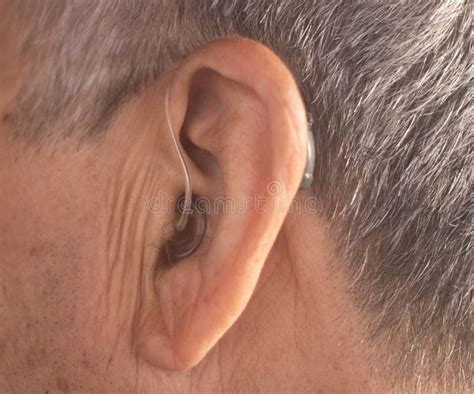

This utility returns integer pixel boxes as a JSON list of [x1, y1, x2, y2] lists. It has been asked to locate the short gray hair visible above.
[[5, 0, 473, 389]]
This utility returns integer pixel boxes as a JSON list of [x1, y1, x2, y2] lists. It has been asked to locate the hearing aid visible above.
[[299, 114, 315, 189]]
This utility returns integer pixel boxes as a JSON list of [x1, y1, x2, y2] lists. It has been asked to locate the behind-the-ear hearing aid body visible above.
[[300, 114, 315, 189], [163, 85, 315, 261]]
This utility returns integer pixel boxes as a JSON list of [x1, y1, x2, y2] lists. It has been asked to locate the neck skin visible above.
[[184, 214, 382, 393]]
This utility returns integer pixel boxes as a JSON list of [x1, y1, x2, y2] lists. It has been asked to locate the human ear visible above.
[[137, 37, 309, 371]]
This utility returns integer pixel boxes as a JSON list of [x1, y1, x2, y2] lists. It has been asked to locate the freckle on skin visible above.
[[81, 358, 91, 370], [29, 246, 40, 257], [57, 377, 69, 392]]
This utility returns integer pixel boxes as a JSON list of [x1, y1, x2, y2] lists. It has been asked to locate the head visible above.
[[0, 1, 472, 392]]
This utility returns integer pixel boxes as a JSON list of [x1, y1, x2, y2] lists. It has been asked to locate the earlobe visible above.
[[137, 37, 309, 371]]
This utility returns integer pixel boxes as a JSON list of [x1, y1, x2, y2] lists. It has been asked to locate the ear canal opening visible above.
[[159, 195, 208, 267]]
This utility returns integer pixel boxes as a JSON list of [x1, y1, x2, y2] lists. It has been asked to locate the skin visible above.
[[0, 38, 387, 392]]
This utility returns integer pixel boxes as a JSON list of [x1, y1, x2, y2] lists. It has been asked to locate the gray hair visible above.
[[4, 0, 473, 389]]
